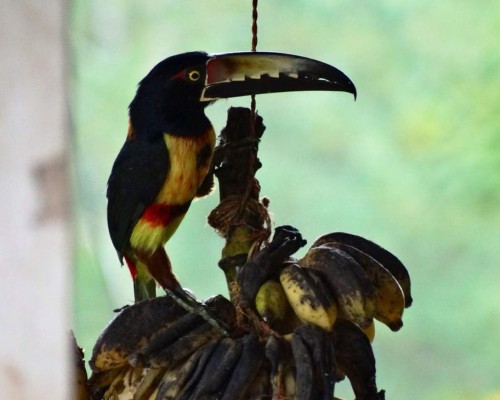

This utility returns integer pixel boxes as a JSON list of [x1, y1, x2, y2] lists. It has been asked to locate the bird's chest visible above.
[[156, 128, 215, 205]]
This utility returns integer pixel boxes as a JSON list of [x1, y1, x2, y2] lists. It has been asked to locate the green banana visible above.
[[254, 279, 289, 324]]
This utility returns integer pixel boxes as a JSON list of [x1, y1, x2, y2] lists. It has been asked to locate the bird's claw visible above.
[[164, 287, 230, 337]]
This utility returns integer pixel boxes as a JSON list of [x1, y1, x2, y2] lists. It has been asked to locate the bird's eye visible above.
[[188, 70, 201, 82]]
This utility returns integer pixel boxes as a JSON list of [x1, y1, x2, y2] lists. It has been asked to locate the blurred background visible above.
[[71, 1, 499, 399]]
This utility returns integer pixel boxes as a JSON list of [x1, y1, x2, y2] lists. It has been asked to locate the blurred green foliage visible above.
[[71, 1, 500, 399]]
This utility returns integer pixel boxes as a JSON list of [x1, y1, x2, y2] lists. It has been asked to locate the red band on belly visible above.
[[141, 202, 191, 227]]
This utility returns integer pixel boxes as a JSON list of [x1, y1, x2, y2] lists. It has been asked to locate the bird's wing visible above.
[[107, 137, 169, 260]]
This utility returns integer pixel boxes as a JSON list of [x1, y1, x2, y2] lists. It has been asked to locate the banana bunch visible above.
[[88, 296, 332, 400], [248, 229, 412, 399], [253, 231, 411, 336], [86, 227, 411, 400]]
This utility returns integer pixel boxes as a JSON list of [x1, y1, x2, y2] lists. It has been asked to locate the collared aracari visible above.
[[107, 51, 356, 305]]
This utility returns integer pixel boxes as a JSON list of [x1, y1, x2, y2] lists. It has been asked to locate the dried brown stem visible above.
[[208, 107, 271, 301]]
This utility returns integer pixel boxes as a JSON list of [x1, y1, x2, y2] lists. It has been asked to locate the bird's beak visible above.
[[200, 51, 356, 102]]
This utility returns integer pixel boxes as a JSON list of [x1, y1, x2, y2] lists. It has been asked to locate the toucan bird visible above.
[[107, 51, 356, 305]]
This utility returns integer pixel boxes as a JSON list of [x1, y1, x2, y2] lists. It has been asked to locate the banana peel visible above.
[[300, 245, 377, 328], [311, 232, 412, 308], [280, 263, 337, 331]]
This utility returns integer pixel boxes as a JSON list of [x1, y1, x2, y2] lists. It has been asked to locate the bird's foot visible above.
[[164, 287, 230, 337]]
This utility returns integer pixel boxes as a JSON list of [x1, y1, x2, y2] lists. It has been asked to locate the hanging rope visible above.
[[250, 0, 258, 116], [208, 1, 271, 262], [251, 0, 258, 52]]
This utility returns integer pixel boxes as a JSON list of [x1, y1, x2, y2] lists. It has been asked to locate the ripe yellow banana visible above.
[[311, 232, 413, 308], [300, 246, 376, 328], [279, 263, 337, 331], [330, 243, 405, 331]]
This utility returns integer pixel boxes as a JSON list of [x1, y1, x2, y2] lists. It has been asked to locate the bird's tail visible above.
[[125, 247, 180, 302]]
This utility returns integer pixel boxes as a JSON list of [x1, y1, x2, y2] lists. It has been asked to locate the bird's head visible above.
[[129, 51, 356, 138]]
